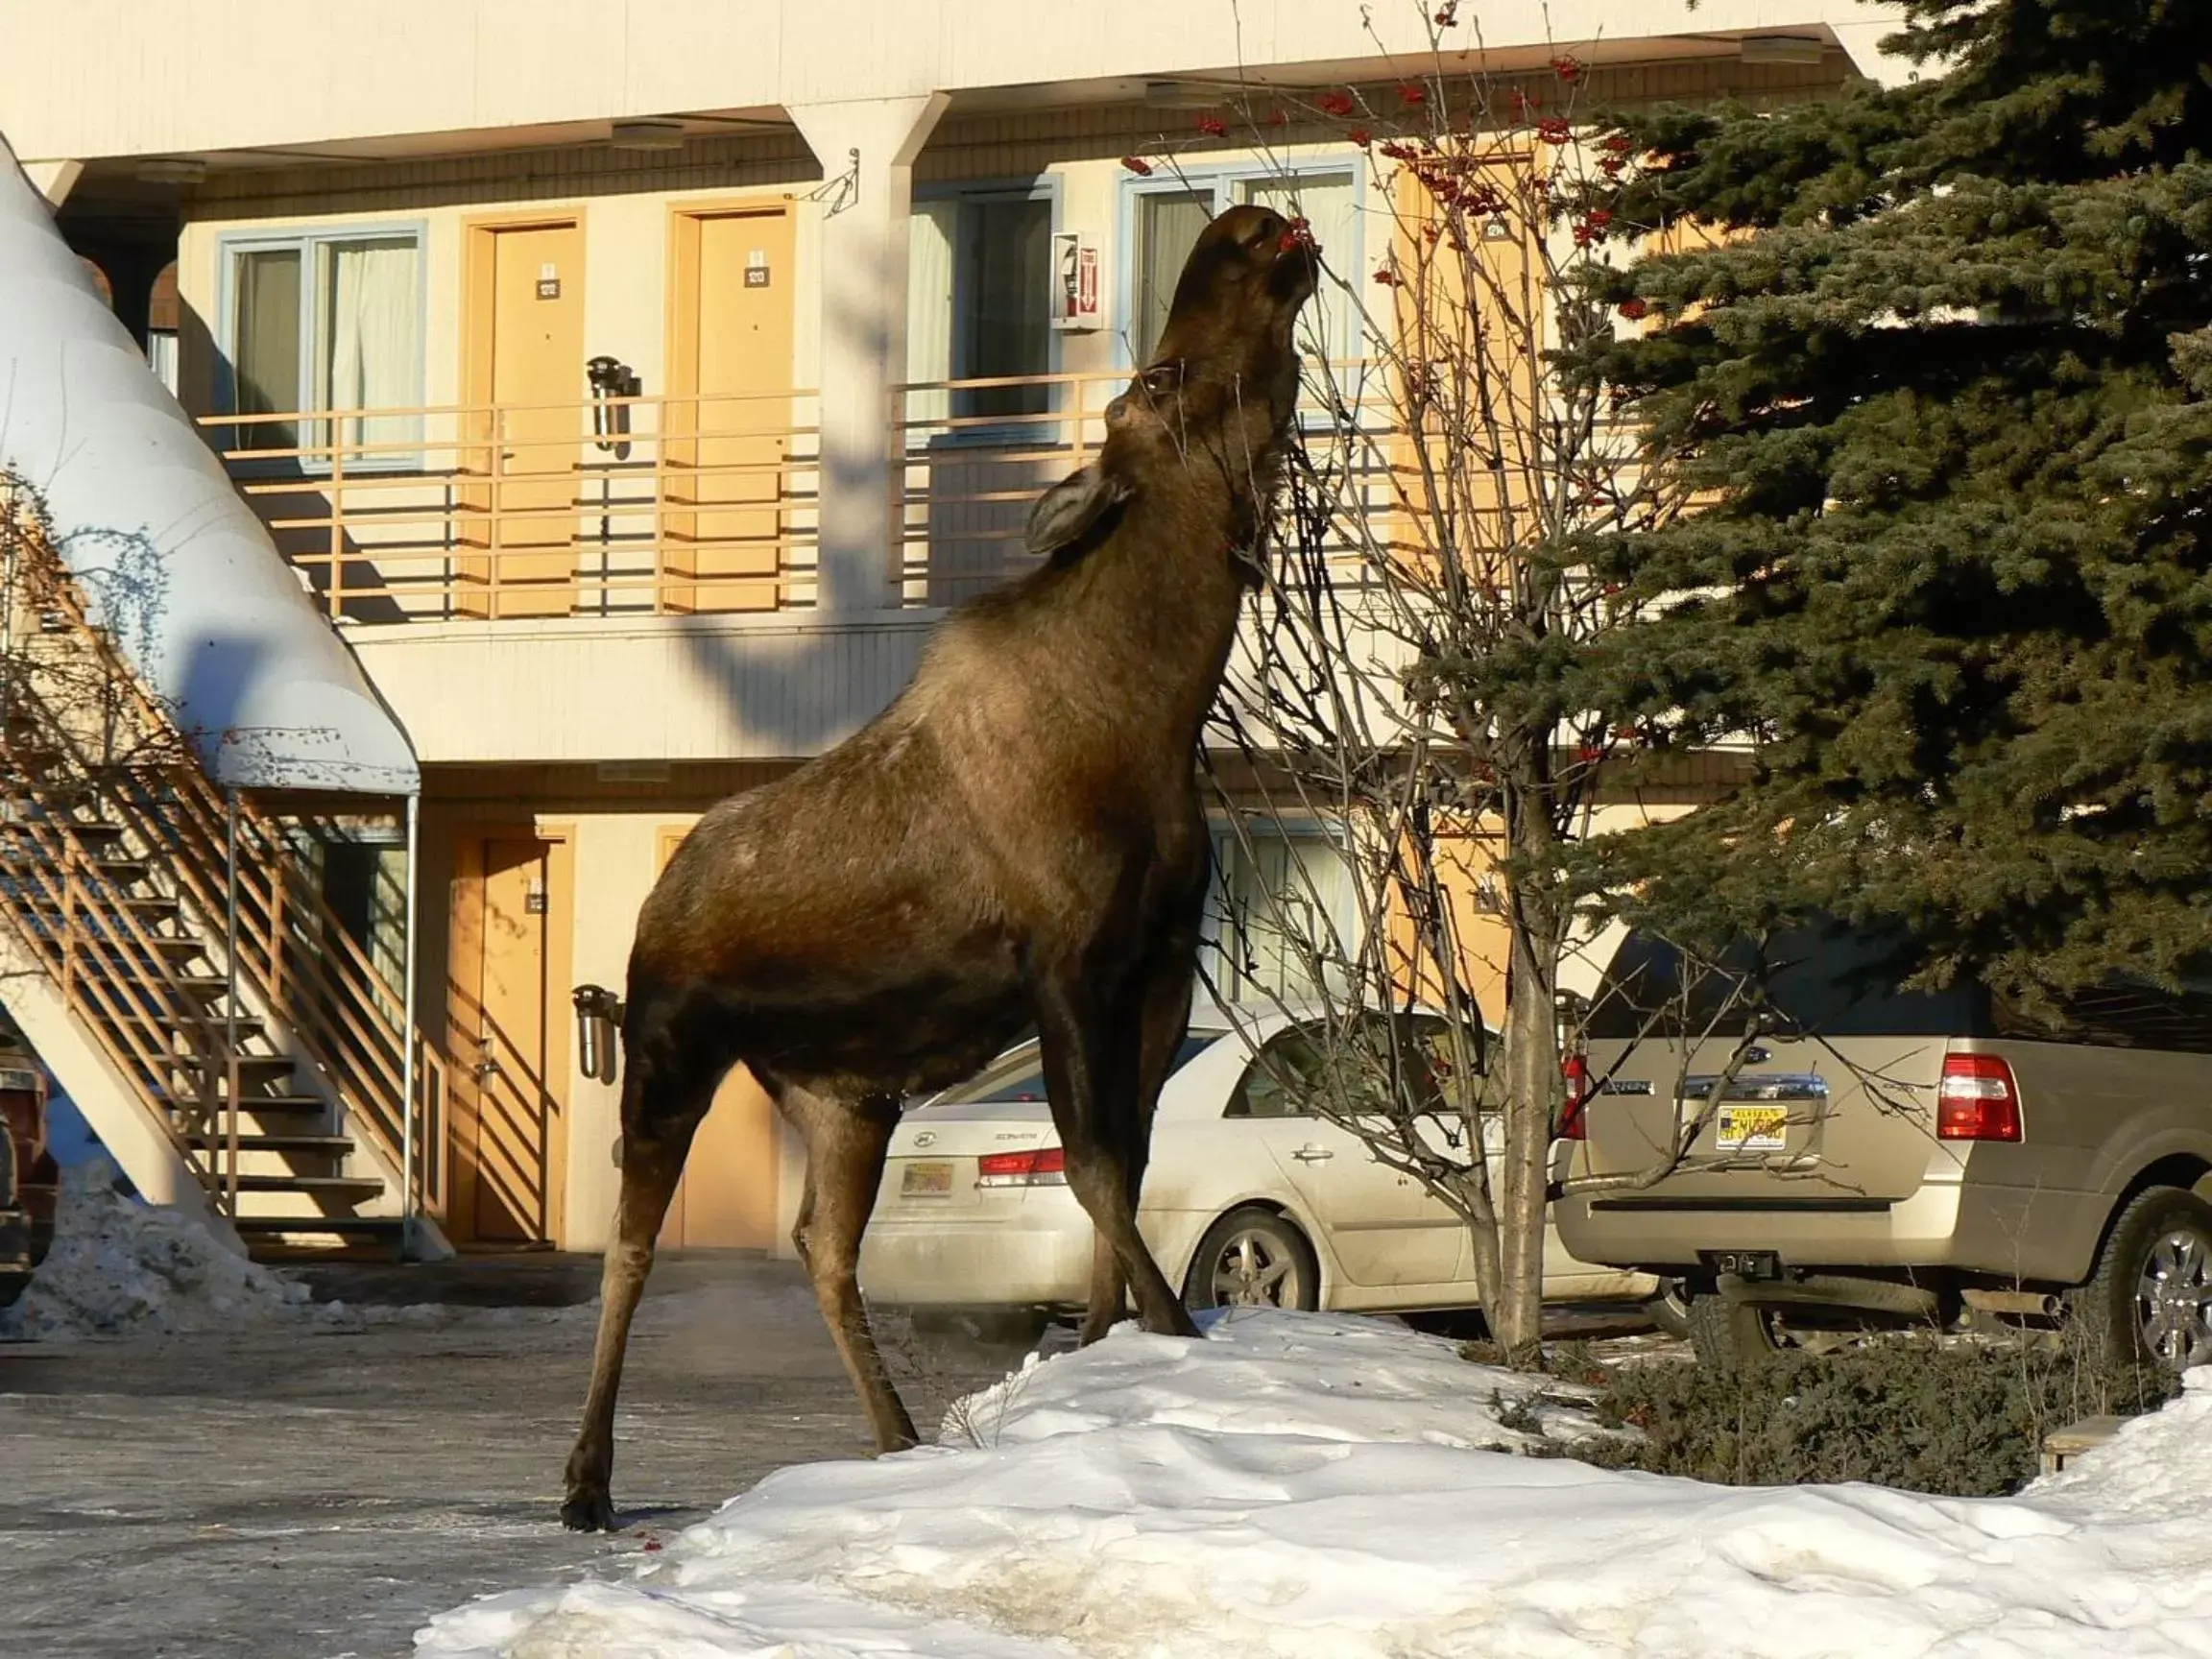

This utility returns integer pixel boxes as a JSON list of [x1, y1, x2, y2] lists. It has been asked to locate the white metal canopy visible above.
[[0, 138, 419, 796]]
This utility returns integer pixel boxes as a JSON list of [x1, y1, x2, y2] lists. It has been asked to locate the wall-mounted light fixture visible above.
[[1739, 36, 1825, 65], [586, 354, 640, 455], [135, 157, 209, 185], [573, 985, 625, 1086], [610, 118, 687, 152]]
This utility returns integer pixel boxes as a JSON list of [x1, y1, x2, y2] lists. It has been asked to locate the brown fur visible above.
[[560, 204, 1316, 1529]]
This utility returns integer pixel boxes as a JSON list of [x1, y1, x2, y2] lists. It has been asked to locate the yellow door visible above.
[[663, 205, 794, 613], [463, 219, 584, 617], [654, 827, 781, 1248], [450, 834, 559, 1243]]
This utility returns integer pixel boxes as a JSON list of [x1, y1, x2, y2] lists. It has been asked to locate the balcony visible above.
[[200, 367, 1407, 628]]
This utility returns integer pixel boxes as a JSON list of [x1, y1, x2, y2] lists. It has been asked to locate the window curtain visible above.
[[905, 200, 958, 435], [1134, 189, 1213, 366], [232, 248, 301, 451], [1239, 173, 1359, 369], [961, 197, 1053, 422], [317, 237, 421, 455], [1212, 828, 1353, 1003]]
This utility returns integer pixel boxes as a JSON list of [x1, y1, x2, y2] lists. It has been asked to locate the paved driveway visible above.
[[0, 1254, 1024, 1659]]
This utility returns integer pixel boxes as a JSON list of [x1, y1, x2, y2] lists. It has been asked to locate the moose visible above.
[[561, 203, 1318, 1531]]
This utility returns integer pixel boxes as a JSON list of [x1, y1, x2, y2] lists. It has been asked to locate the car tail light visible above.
[[1937, 1053, 2022, 1142], [975, 1146, 1069, 1187], [1559, 1053, 1590, 1141]]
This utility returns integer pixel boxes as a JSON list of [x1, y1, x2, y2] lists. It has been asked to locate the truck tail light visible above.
[[1937, 1053, 2021, 1142], [1559, 1053, 1590, 1141], [975, 1146, 1069, 1187]]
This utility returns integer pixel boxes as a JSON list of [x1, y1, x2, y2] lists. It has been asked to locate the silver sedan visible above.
[[860, 1004, 1660, 1322]]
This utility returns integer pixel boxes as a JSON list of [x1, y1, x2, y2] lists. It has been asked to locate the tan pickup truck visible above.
[[1554, 924, 2212, 1370]]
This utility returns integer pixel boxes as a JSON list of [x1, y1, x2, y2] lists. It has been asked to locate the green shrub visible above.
[[1561, 1336, 2177, 1497]]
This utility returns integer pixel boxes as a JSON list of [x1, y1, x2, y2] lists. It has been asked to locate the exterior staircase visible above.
[[0, 486, 445, 1255]]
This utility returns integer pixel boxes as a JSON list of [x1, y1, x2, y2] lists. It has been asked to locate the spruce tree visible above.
[[1575, 0, 2212, 999]]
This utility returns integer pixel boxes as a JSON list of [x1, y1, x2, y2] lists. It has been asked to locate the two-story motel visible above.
[[0, 2, 1900, 1259]]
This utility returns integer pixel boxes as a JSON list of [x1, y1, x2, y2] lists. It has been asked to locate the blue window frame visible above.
[[1117, 160, 1365, 372]]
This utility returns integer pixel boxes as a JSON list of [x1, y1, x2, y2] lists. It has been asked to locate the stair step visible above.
[[181, 1092, 329, 1118], [221, 1174, 387, 1200], [17, 892, 179, 918], [233, 1214, 405, 1240], [0, 818, 131, 849], [182, 1131, 353, 1156]]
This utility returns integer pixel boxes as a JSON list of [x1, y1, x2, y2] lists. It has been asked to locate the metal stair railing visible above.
[[0, 486, 446, 1226]]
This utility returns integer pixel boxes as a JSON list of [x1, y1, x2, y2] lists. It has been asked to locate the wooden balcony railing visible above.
[[202, 390, 826, 623], [200, 365, 1554, 626]]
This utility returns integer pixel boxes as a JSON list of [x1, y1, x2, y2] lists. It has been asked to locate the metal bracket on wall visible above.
[[799, 148, 863, 218]]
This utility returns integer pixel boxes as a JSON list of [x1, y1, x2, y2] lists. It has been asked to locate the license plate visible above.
[[1716, 1104, 1789, 1152], [900, 1160, 954, 1198]]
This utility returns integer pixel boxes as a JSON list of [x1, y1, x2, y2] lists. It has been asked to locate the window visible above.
[[1126, 167, 1361, 370], [223, 228, 423, 457], [908, 187, 1056, 431], [931, 1034, 1218, 1107], [1207, 823, 1355, 1005], [1227, 1015, 1472, 1120]]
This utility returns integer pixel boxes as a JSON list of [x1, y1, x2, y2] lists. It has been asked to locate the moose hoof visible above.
[[560, 1486, 617, 1532]]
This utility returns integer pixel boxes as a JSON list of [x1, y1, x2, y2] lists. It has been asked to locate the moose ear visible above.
[[1024, 465, 1132, 556]]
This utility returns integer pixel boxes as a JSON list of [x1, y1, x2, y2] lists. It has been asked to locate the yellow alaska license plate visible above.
[[1716, 1104, 1789, 1152], [901, 1160, 954, 1198]]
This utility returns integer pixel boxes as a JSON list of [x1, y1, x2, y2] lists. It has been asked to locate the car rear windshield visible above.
[[939, 1033, 1221, 1104], [1583, 923, 1984, 1042], [1587, 920, 2212, 1053]]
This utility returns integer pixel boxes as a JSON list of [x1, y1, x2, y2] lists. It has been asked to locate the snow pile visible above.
[[414, 1309, 2212, 1658], [0, 1156, 312, 1339]]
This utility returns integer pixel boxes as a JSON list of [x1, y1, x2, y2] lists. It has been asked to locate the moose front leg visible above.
[[1079, 948, 1198, 1344], [1035, 967, 1201, 1342]]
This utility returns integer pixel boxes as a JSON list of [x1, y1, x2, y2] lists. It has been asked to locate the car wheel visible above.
[[1183, 1207, 1319, 1313], [1685, 1284, 1785, 1368], [1645, 1278, 1693, 1340], [2072, 1186, 2212, 1372]]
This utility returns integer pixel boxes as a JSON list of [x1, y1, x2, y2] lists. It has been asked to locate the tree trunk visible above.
[[1491, 768, 1564, 1362]]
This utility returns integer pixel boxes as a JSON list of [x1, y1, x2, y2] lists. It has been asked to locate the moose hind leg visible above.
[[772, 1078, 920, 1453], [561, 1067, 712, 1531], [1036, 971, 1201, 1343]]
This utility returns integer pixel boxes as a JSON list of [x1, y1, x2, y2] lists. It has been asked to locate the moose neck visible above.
[[1066, 446, 1266, 760]]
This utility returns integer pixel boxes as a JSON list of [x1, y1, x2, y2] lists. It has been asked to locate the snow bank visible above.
[[415, 1310, 2212, 1658], [0, 1156, 312, 1339]]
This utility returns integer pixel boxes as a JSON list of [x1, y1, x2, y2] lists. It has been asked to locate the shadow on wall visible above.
[[665, 279, 1079, 759]]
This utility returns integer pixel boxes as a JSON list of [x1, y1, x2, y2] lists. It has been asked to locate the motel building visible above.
[[0, 2, 1894, 1261]]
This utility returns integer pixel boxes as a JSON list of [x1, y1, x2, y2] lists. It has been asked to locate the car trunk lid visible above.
[[879, 1099, 1057, 1216]]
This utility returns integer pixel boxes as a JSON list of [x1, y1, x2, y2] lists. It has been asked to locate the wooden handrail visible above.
[[0, 510, 442, 1221]]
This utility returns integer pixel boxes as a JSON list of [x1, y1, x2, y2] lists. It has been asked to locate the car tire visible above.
[[1685, 1283, 1785, 1368], [2072, 1185, 2212, 1372], [1183, 1207, 1320, 1313], [1645, 1279, 1693, 1340]]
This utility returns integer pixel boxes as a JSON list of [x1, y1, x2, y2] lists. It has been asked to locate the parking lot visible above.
[[0, 1254, 1031, 1659], [0, 1250, 1671, 1659]]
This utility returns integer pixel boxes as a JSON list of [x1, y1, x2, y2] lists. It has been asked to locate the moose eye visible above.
[[1246, 215, 1284, 249], [1141, 363, 1184, 395]]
